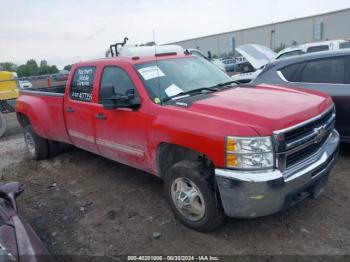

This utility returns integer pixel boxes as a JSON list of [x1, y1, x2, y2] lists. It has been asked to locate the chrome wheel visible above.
[[24, 132, 36, 157], [171, 177, 206, 221]]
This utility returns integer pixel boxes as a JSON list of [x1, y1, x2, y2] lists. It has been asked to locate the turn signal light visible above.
[[226, 153, 238, 167], [226, 137, 237, 152]]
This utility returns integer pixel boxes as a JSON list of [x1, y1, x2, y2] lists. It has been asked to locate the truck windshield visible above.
[[134, 57, 233, 103]]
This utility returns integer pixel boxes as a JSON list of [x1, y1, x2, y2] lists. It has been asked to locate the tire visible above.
[[24, 125, 49, 160], [164, 160, 225, 232], [0, 112, 7, 138], [48, 140, 62, 157]]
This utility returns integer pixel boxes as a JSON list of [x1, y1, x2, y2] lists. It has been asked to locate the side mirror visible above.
[[125, 89, 141, 108], [100, 85, 116, 110], [100, 86, 141, 110], [0, 182, 25, 211]]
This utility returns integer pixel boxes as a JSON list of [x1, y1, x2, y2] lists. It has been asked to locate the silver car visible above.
[[252, 49, 350, 143]]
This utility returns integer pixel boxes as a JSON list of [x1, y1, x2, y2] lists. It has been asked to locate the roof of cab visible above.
[[73, 45, 189, 67]]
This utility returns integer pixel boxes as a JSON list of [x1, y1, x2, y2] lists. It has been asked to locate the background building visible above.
[[168, 8, 350, 57]]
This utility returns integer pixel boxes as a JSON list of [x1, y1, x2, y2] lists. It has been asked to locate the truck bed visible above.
[[16, 86, 71, 143], [21, 85, 66, 95]]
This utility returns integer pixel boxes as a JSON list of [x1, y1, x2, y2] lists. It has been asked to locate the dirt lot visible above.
[[0, 113, 349, 258]]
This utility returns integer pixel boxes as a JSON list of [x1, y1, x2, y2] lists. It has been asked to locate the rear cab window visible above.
[[70, 66, 96, 102]]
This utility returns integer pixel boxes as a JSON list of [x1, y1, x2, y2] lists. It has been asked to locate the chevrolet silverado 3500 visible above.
[[16, 46, 339, 232]]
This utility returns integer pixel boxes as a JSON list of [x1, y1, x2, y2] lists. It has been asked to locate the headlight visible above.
[[226, 136, 274, 169]]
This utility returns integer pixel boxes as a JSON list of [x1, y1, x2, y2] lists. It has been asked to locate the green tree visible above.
[[39, 60, 50, 75], [26, 59, 39, 76], [63, 64, 72, 71], [17, 64, 30, 77], [49, 65, 59, 74], [15, 59, 60, 77], [0, 62, 17, 71]]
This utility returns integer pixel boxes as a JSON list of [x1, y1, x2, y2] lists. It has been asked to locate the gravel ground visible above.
[[0, 113, 349, 259]]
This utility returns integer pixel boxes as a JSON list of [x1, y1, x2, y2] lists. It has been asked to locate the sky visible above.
[[1, 0, 350, 69]]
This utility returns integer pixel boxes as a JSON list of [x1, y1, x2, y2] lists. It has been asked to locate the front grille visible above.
[[284, 108, 334, 145], [286, 140, 325, 168], [274, 106, 335, 171]]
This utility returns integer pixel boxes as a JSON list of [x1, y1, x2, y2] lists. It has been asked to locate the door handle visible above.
[[66, 107, 75, 113], [96, 113, 107, 120]]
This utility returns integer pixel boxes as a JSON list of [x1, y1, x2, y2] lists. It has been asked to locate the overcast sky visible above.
[[1, 0, 349, 69]]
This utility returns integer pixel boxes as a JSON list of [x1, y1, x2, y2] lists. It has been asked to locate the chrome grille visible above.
[[274, 106, 335, 172], [286, 139, 326, 168], [284, 108, 334, 146]]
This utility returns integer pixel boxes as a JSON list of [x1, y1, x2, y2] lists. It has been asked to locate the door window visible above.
[[300, 57, 345, 84], [340, 42, 350, 49], [70, 66, 96, 102], [100, 66, 136, 101], [276, 50, 305, 60], [280, 63, 302, 82]]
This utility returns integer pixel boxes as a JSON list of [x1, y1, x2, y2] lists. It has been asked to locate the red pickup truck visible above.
[[16, 46, 339, 232]]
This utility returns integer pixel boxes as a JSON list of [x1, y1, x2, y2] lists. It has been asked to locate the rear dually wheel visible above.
[[24, 125, 49, 160]]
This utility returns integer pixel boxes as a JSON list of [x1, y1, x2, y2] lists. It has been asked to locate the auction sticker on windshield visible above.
[[165, 84, 183, 97], [138, 66, 165, 80]]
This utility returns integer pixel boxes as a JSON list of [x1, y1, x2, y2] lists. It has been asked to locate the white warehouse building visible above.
[[168, 8, 350, 57]]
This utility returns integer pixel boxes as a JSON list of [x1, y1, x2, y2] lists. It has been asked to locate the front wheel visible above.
[[164, 160, 225, 232], [0, 112, 7, 138], [24, 125, 49, 160]]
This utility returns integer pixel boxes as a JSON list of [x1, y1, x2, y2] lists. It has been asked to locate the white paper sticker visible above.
[[138, 66, 165, 80], [165, 84, 184, 97]]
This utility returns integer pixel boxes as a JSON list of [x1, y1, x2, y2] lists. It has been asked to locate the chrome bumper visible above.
[[215, 130, 340, 218]]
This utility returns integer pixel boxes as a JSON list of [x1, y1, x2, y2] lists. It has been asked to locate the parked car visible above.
[[232, 40, 350, 83], [19, 80, 33, 89], [187, 48, 226, 71], [0, 182, 51, 260], [252, 49, 350, 143], [221, 58, 236, 72], [16, 45, 339, 232], [51, 73, 69, 82], [231, 44, 276, 83], [275, 39, 350, 60]]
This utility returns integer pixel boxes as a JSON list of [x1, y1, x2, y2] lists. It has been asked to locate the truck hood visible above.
[[186, 84, 332, 136], [236, 44, 276, 70]]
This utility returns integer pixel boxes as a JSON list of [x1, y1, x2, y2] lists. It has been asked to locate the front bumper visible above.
[[215, 130, 339, 218]]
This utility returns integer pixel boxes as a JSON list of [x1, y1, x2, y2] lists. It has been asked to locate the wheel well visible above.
[[16, 113, 30, 127], [157, 143, 214, 178]]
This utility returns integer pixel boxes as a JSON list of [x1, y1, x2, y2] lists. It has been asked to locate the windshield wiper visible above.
[[163, 87, 218, 102], [214, 80, 240, 88]]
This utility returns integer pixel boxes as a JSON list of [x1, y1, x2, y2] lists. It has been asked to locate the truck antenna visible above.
[[153, 30, 162, 105]]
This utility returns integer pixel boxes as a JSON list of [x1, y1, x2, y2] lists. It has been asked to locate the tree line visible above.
[[0, 60, 64, 77]]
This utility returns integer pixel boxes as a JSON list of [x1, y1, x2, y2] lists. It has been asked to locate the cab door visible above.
[[94, 66, 151, 172], [64, 66, 99, 154]]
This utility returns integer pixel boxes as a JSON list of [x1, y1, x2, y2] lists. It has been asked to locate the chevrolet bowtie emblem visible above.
[[314, 126, 327, 143]]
